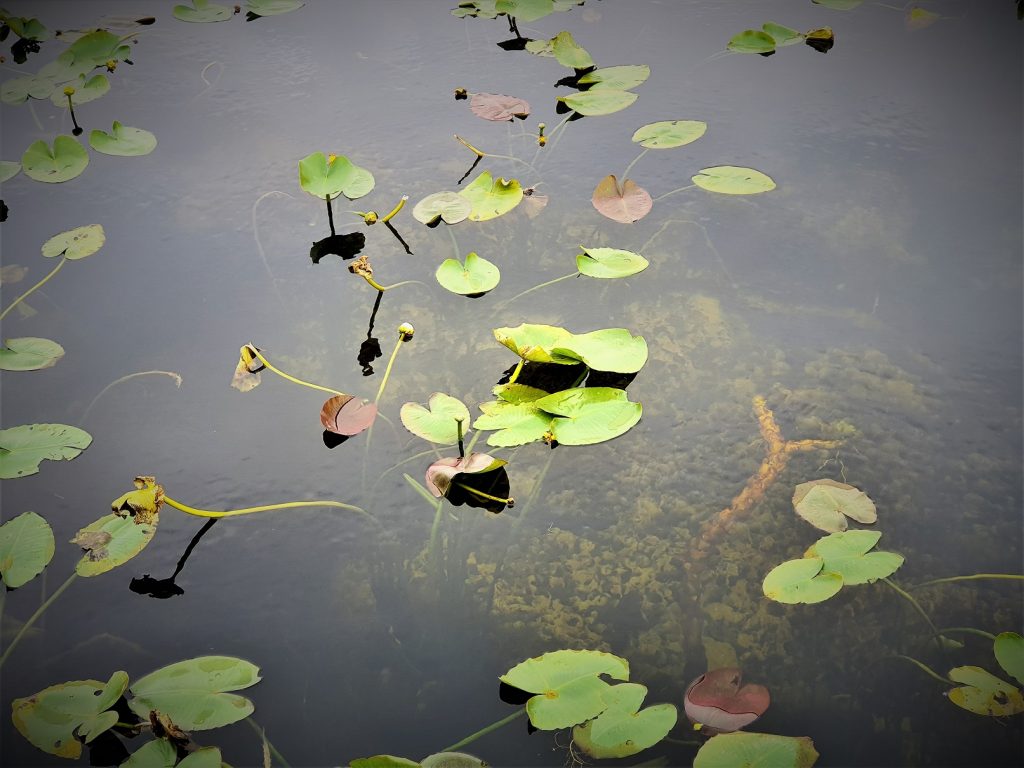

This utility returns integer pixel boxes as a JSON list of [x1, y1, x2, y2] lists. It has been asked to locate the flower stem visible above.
[[439, 707, 527, 752], [621, 147, 649, 183], [326, 194, 336, 236], [909, 573, 1024, 589], [374, 335, 405, 405], [380, 195, 408, 224], [162, 495, 372, 522], [499, 272, 577, 307], [883, 577, 944, 653], [81, 370, 183, 423], [248, 347, 345, 397], [0, 572, 78, 669], [507, 358, 525, 385], [453, 483, 514, 507], [0, 256, 67, 321]]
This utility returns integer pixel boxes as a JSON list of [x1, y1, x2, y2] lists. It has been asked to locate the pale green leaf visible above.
[[0, 423, 92, 479], [72, 512, 158, 577], [792, 479, 876, 533], [89, 121, 157, 156], [572, 682, 677, 758], [0, 337, 65, 371], [947, 666, 1024, 716], [412, 191, 471, 226], [0, 511, 55, 588], [41, 223, 105, 259], [435, 252, 500, 295], [576, 247, 648, 278], [805, 530, 903, 584], [21, 135, 89, 183], [458, 171, 523, 221], [533, 387, 642, 446], [578, 65, 650, 91], [173, 0, 234, 23], [400, 393, 472, 445], [557, 89, 637, 116], [298, 152, 375, 200], [994, 632, 1024, 687], [762, 557, 843, 604], [727, 30, 776, 54], [695, 732, 820, 768], [631, 120, 707, 149], [693, 166, 776, 194]]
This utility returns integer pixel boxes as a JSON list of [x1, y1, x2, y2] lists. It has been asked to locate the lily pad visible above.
[[558, 89, 638, 116], [578, 65, 650, 91], [246, 0, 305, 16], [123, 739, 179, 768], [533, 387, 642, 446], [995, 632, 1024, 686], [493, 324, 648, 372], [459, 171, 523, 221], [727, 30, 776, 55], [412, 191, 472, 226], [0, 160, 21, 182], [0, 511, 55, 588], [500, 649, 630, 730], [110, 476, 165, 522], [72, 512, 158, 577], [420, 754, 486, 768], [792, 479, 877, 533], [804, 27, 835, 53], [693, 166, 776, 195], [631, 120, 707, 149], [572, 682, 677, 758], [812, 0, 862, 8], [576, 246, 648, 278], [89, 121, 157, 156], [65, 30, 131, 68], [49, 73, 109, 107], [684, 668, 770, 734], [425, 452, 509, 512], [592, 174, 652, 223], [694, 732, 820, 768], [178, 748, 223, 768], [22, 135, 89, 183], [0, 423, 92, 479], [0, 337, 65, 371], [805, 530, 903, 584], [298, 152, 375, 200], [469, 92, 530, 121], [231, 343, 263, 392], [320, 395, 378, 436], [11, 671, 129, 759], [946, 666, 1024, 717], [128, 656, 262, 730], [400, 393, 471, 445], [763, 22, 804, 47], [473, 398, 552, 447], [173, 0, 234, 22], [762, 556, 843, 604], [350, 758, 420, 768], [41, 223, 105, 259], [551, 30, 594, 69], [436, 251, 500, 295]]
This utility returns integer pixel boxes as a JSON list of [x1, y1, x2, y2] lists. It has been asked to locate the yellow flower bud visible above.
[[63, 86, 76, 96], [398, 323, 415, 341]]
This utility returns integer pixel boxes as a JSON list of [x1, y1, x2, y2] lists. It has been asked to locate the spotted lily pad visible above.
[[41, 223, 105, 259], [173, 0, 234, 22], [458, 171, 523, 221], [576, 246, 648, 278], [793, 479, 877, 533], [0, 423, 92, 479], [320, 395, 378, 436], [694, 732, 820, 768], [0, 337, 65, 371], [762, 557, 843, 604], [412, 191, 472, 226], [804, 530, 903, 584], [72, 512, 158, 577], [110, 476, 165, 522], [401, 393, 471, 445], [49, 73, 109, 107], [572, 682, 677, 758], [631, 120, 707, 149], [558, 89, 638, 116], [684, 669, 770, 734], [693, 166, 776, 194], [946, 666, 1024, 717], [436, 251, 500, 295], [298, 152, 375, 200], [727, 30, 776, 55], [578, 65, 650, 91], [592, 174, 652, 223], [469, 92, 530, 121], [0, 511, 55, 588], [22, 135, 89, 183], [995, 632, 1024, 686], [89, 121, 158, 156]]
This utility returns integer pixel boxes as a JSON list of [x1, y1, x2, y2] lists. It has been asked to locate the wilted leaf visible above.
[[0, 337, 65, 371], [469, 92, 530, 121], [110, 476, 165, 523], [592, 175, 652, 223], [73, 512, 158, 576], [684, 669, 770, 734], [436, 251, 500, 295], [946, 666, 1024, 716], [89, 121, 157, 156], [692, 165, 776, 195], [0, 511, 55, 588], [804, 27, 835, 53], [793, 479, 877, 532], [412, 191, 471, 226], [22, 135, 89, 183], [231, 344, 263, 392], [41, 224, 105, 259], [425, 452, 506, 498], [0, 423, 92, 479], [320, 395, 378, 436]]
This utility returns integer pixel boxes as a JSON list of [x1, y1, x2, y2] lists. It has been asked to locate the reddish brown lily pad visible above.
[[469, 93, 530, 122], [592, 174, 652, 223], [320, 395, 378, 436], [684, 668, 770, 734], [426, 452, 512, 513]]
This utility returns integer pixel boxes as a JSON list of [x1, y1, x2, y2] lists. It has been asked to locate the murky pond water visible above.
[[1, 1, 1021, 766]]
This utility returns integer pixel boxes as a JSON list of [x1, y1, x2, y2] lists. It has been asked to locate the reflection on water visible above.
[[1, 1, 1021, 766]]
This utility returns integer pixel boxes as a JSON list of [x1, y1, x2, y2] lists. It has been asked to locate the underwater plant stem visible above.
[[374, 335, 405, 405], [325, 194, 336, 236], [653, 184, 696, 203], [248, 347, 345, 398], [883, 577, 944, 651], [0, 573, 78, 669], [379, 195, 408, 224], [499, 272, 578, 306], [937, 627, 997, 641], [0, 255, 67, 322], [621, 147, 650, 182], [162, 495, 372, 522], [439, 707, 527, 752], [245, 717, 290, 768], [447, 225, 460, 260], [534, 112, 573, 167], [81, 370, 183, 423], [453, 483, 513, 506], [909, 573, 1024, 589], [892, 655, 954, 686], [508, 358, 525, 385]]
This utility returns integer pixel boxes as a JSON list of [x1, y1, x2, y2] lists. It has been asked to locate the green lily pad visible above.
[[805, 530, 903, 585], [493, 382, 548, 404], [247, 0, 305, 16], [400, 393, 471, 445], [763, 22, 804, 47], [41, 223, 106, 259], [0, 511, 55, 588], [793, 479, 877, 533], [694, 732, 820, 768], [551, 30, 594, 69], [557, 89, 638, 116], [11, 671, 129, 759], [72, 512, 158, 577], [4, 15, 50, 41], [727, 30, 777, 55], [812, 0, 863, 8], [576, 246, 648, 278], [436, 251, 500, 295], [493, 324, 648, 373], [350, 758, 420, 768], [572, 682, 677, 758], [762, 556, 843, 604], [631, 120, 707, 149], [500, 649, 630, 730], [38, 52, 95, 89], [66, 30, 131, 68], [0, 423, 92, 479], [22, 135, 89, 183], [693, 166, 776, 194], [298, 151, 375, 200], [89, 121, 157, 156], [0, 160, 21, 182], [178, 747, 223, 768], [173, 0, 234, 22], [994, 632, 1024, 687], [412, 191, 472, 226], [128, 656, 262, 730], [50, 73, 109, 107], [420, 753, 487, 768], [946, 666, 1024, 717], [578, 65, 650, 91], [473, 399, 552, 447], [0, 337, 65, 371], [123, 739, 179, 768], [534, 387, 643, 446], [459, 171, 523, 221], [1, 75, 34, 104]]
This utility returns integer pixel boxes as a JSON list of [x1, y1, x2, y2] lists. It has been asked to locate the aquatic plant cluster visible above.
[[1, 1, 1022, 766]]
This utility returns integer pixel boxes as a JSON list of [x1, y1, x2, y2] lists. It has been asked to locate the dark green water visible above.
[[1, 1, 1021, 766]]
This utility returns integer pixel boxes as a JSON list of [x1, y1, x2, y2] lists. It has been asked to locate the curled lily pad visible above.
[[0, 160, 21, 183], [469, 92, 530, 121], [400, 393, 471, 445], [412, 191, 471, 226], [89, 121, 157, 156], [0, 511, 55, 588], [573, 682, 677, 758], [173, 0, 234, 22], [22, 135, 89, 183], [684, 669, 769, 734], [72, 512, 158, 577], [436, 251, 500, 295], [459, 171, 523, 221], [631, 119, 707, 149], [558, 89, 638, 116], [49, 73, 109, 107], [694, 732, 820, 768], [425, 452, 511, 512], [111, 476, 165, 522], [994, 632, 1024, 686], [0, 337, 65, 371], [576, 246, 648, 278], [320, 394, 378, 436], [762, 557, 843, 604], [805, 530, 903, 584], [693, 165, 776, 195], [793, 479, 876, 533], [578, 65, 650, 91], [0, 423, 92, 479], [298, 152, 375, 200], [41, 223, 105, 259], [727, 30, 776, 55], [804, 27, 835, 53], [592, 174, 652, 223], [946, 666, 1024, 716]]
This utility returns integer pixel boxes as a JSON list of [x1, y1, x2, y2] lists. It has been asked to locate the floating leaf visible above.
[[812, 0, 862, 8], [762, 557, 843, 604], [72, 512, 158, 577], [631, 120, 706, 149], [572, 682, 677, 758], [994, 633, 1024, 687], [436, 251, 500, 295], [246, 0, 305, 16], [727, 30, 776, 55], [473, 399, 552, 447], [0, 160, 21, 183], [320, 395, 378, 436], [66, 30, 130, 68], [805, 530, 903, 584], [763, 22, 804, 47], [906, 7, 940, 30], [692, 165, 776, 195], [123, 739, 179, 768], [425, 452, 506, 496], [350, 757, 420, 768], [469, 92, 530, 121], [420, 754, 486, 768], [684, 669, 770, 734], [804, 27, 835, 53], [500, 649, 630, 730], [792, 479, 877, 533], [493, 324, 648, 372], [89, 121, 157, 156], [0, 511, 55, 588], [459, 171, 523, 221], [110, 476, 165, 522], [298, 152, 375, 200], [694, 732, 820, 768], [592, 175, 652, 223], [946, 666, 1024, 717], [576, 246, 648, 278], [0, 337, 65, 371], [551, 30, 594, 69], [41, 223, 105, 259], [49, 73, 110, 107], [425, 454, 512, 514], [21, 135, 89, 183], [128, 656, 262, 730], [401, 393, 471, 445], [173, 0, 234, 22], [534, 387, 642, 446], [0, 423, 92, 479], [412, 191, 472, 226], [558, 89, 637, 116], [178, 747, 223, 768], [578, 65, 650, 91]]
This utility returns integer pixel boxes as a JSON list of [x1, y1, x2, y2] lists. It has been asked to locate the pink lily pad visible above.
[[320, 394, 377, 436], [425, 452, 512, 513], [592, 174, 652, 223], [684, 668, 770, 735], [469, 93, 531, 122]]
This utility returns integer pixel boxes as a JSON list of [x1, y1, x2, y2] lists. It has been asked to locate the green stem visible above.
[[507, 358, 525, 385], [0, 256, 67, 321], [499, 272, 578, 307], [620, 147, 649, 183], [0, 572, 78, 669], [453, 482, 514, 507], [439, 707, 527, 752], [533, 112, 573, 167], [937, 627, 997, 641], [379, 195, 408, 224], [163, 495, 372, 523], [909, 573, 1024, 589], [354, 274, 424, 292], [883, 577, 944, 652], [245, 717, 291, 768], [248, 348, 344, 398], [892, 655, 954, 686], [653, 183, 696, 203], [374, 335, 405, 405]]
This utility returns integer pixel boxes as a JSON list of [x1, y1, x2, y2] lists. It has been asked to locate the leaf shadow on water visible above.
[[309, 231, 365, 264]]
